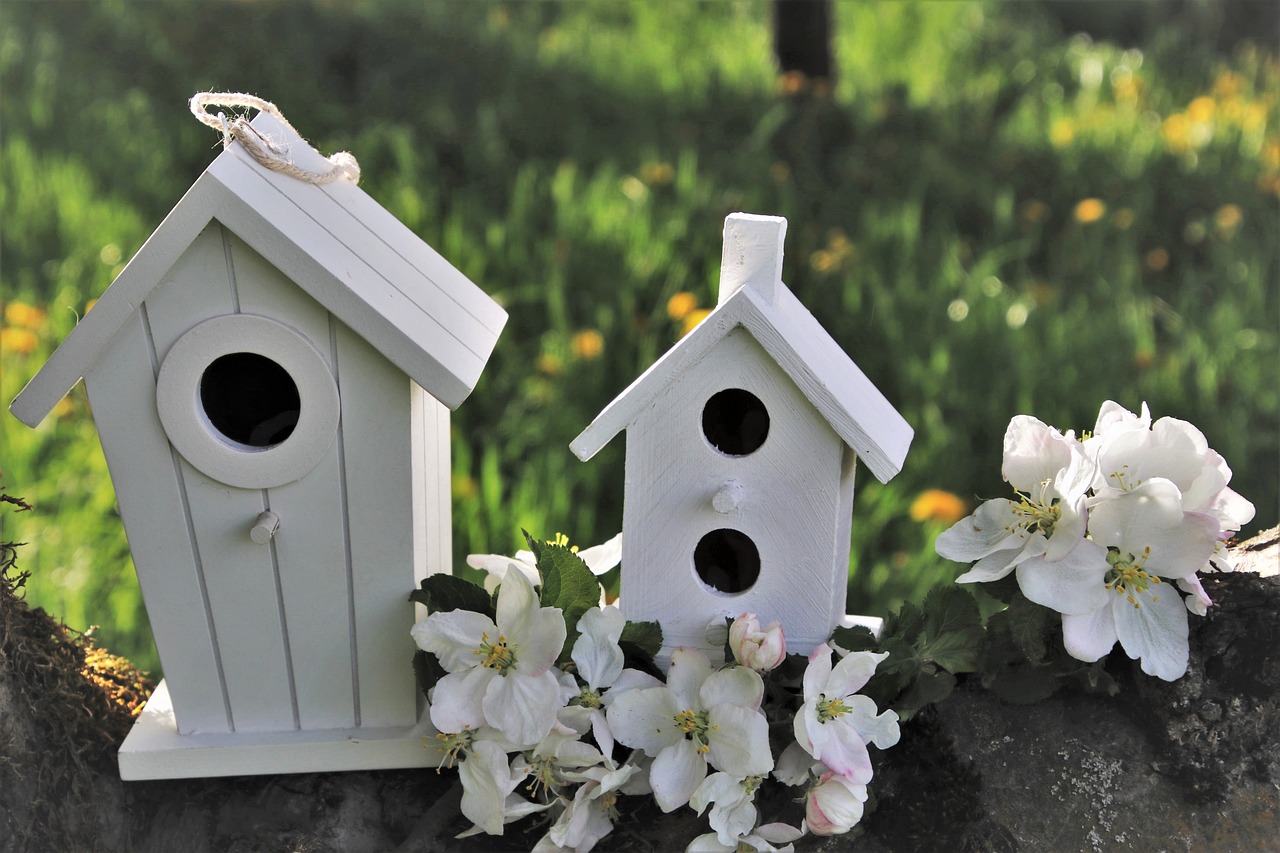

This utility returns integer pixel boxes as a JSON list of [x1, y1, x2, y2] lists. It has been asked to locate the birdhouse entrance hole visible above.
[[694, 528, 760, 594], [200, 352, 301, 447], [702, 389, 769, 456]]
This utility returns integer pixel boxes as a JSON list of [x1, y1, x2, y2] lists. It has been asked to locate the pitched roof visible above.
[[570, 216, 912, 484], [11, 113, 507, 427]]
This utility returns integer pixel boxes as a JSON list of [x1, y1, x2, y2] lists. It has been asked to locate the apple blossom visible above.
[[685, 823, 803, 852], [607, 648, 773, 811], [411, 569, 567, 747], [936, 415, 1093, 582], [794, 644, 900, 782], [690, 772, 764, 847], [456, 740, 552, 837], [728, 613, 786, 673], [468, 533, 623, 592], [804, 770, 868, 835], [532, 762, 638, 853]]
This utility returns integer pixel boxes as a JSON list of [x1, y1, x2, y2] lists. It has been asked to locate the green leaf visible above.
[[883, 600, 925, 644], [916, 585, 984, 673], [830, 625, 878, 653], [410, 574, 494, 617], [920, 585, 982, 639], [920, 625, 985, 674], [413, 648, 445, 698], [619, 620, 663, 659], [982, 572, 1021, 605], [536, 542, 603, 659], [894, 669, 957, 719]]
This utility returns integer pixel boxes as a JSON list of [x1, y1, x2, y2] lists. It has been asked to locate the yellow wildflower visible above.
[[452, 473, 478, 500], [666, 291, 698, 322], [536, 352, 563, 377], [1162, 114, 1191, 153], [640, 162, 674, 186], [910, 490, 968, 525], [1074, 198, 1107, 224], [571, 329, 604, 361], [810, 250, 838, 273], [5, 302, 46, 329], [1049, 118, 1076, 148], [1186, 96, 1216, 124], [1144, 248, 1170, 272], [1214, 204, 1243, 234], [1, 327, 38, 355], [681, 308, 711, 338]]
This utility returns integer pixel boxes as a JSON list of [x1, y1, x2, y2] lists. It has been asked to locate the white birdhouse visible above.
[[10, 112, 507, 779], [571, 213, 912, 663]]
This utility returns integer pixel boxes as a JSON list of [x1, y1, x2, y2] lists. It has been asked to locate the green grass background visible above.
[[2, 1, 1276, 675]]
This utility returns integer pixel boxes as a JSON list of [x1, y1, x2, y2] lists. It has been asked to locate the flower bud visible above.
[[728, 613, 786, 672], [804, 771, 868, 836]]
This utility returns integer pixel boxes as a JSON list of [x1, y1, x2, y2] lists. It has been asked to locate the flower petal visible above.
[[650, 739, 707, 812], [607, 686, 682, 754], [667, 648, 713, 710], [483, 669, 563, 748], [794, 704, 873, 783], [572, 605, 626, 689], [412, 610, 498, 672], [1015, 539, 1110, 616], [823, 650, 888, 700], [429, 667, 493, 733], [936, 499, 1023, 562], [707, 703, 773, 777], [700, 665, 764, 711], [459, 740, 522, 835], [1061, 607, 1117, 663], [577, 533, 623, 575], [1002, 415, 1073, 494], [841, 694, 900, 749], [1113, 586, 1189, 681], [802, 644, 834, 703]]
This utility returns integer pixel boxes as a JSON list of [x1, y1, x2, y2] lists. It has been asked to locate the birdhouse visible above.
[[571, 213, 912, 662], [9, 112, 507, 779]]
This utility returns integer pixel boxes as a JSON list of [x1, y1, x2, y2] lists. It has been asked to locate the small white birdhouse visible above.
[[571, 213, 912, 662], [10, 112, 507, 778]]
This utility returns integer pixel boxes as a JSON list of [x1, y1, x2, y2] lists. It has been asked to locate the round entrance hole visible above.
[[200, 352, 301, 448], [702, 388, 769, 456], [694, 528, 761, 594]]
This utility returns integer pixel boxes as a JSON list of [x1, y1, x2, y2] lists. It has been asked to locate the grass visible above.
[[1, 0, 1276, 675]]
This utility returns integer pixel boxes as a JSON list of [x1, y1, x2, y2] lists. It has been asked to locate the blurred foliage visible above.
[[1, 1, 1276, 674]]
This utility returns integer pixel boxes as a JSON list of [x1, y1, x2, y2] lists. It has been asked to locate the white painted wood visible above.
[[250, 511, 281, 544], [118, 680, 436, 780], [83, 313, 231, 734], [413, 381, 453, 581], [571, 236, 913, 485], [232, 235, 359, 732], [719, 213, 786, 307], [10, 114, 507, 425], [154, 313, 340, 489], [712, 479, 745, 514], [619, 328, 850, 656], [335, 321, 420, 729]]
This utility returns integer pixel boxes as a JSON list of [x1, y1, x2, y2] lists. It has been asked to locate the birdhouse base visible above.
[[655, 612, 885, 670], [118, 680, 438, 780]]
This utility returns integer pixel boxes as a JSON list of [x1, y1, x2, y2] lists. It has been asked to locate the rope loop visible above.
[[190, 92, 360, 186]]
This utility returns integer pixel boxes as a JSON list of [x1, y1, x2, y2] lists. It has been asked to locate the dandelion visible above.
[[1049, 118, 1076, 148], [1144, 248, 1170, 272], [909, 490, 968, 525], [1161, 114, 1191, 153], [666, 292, 698, 322], [810, 250, 838, 273], [536, 352, 563, 377], [1073, 198, 1107, 224], [571, 330, 604, 360], [1214, 204, 1243, 234], [640, 162, 674, 186], [4, 302, 46, 329], [681, 308, 711, 338], [1, 327, 38, 355], [1186, 95, 1215, 124]]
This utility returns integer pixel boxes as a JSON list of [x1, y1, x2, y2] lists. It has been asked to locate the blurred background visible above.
[[2, 0, 1276, 675]]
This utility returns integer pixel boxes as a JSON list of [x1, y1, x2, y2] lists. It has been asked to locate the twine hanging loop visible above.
[[190, 92, 360, 186]]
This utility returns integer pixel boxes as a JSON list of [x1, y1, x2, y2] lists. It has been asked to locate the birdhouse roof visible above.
[[11, 112, 507, 427], [570, 215, 912, 484]]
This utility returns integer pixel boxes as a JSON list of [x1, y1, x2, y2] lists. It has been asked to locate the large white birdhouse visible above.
[[10, 112, 507, 779], [571, 213, 912, 662]]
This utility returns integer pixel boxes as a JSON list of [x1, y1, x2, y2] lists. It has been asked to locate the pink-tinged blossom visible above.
[[793, 645, 899, 783], [804, 770, 868, 835], [728, 613, 787, 673]]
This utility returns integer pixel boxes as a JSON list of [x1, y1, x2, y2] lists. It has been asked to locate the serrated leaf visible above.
[[410, 574, 494, 617], [536, 542, 603, 660], [920, 585, 982, 639], [920, 625, 985, 674], [619, 620, 663, 660], [982, 572, 1021, 605], [1005, 591, 1053, 666], [894, 669, 957, 719], [830, 625, 878, 653], [883, 600, 926, 644], [413, 649, 445, 698]]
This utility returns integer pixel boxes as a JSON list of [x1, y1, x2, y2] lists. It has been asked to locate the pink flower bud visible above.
[[728, 613, 786, 672], [805, 771, 867, 836]]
